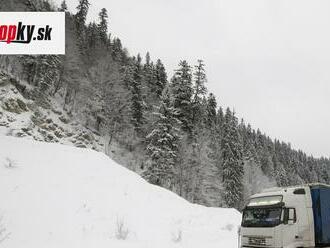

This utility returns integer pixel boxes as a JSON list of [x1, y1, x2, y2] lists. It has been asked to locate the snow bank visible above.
[[0, 136, 241, 248]]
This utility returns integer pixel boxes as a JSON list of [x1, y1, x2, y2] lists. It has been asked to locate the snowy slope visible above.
[[0, 136, 241, 248], [0, 72, 106, 152]]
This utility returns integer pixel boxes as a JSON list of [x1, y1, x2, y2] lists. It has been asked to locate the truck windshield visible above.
[[242, 208, 282, 227]]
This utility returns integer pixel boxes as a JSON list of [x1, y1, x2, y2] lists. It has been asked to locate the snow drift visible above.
[[0, 136, 240, 248]]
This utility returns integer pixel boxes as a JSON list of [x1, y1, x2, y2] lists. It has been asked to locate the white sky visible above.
[[55, 0, 330, 158]]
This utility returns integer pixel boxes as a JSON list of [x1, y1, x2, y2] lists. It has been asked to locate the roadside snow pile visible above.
[[0, 136, 241, 248]]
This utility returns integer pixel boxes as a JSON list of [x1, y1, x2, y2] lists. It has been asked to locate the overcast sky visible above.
[[56, 0, 330, 158]]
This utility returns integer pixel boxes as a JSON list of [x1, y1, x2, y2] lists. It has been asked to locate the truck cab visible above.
[[240, 185, 315, 248]]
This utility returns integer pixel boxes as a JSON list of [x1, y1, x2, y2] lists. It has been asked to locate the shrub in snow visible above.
[[0, 216, 10, 244], [3, 157, 16, 169], [221, 223, 234, 231], [171, 229, 182, 243], [115, 218, 129, 240]]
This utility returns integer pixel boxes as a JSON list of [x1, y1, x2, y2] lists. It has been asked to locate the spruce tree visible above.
[[75, 0, 90, 53], [171, 60, 193, 133], [206, 93, 217, 127], [154, 59, 167, 97], [221, 108, 244, 208], [86, 22, 98, 49], [144, 88, 181, 188], [192, 59, 207, 124], [217, 107, 224, 126], [76, 0, 90, 28], [143, 52, 157, 103], [125, 58, 144, 133], [111, 38, 123, 61], [98, 8, 109, 44], [60, 0, 67, 11], [145, 52, 151, 67], [274, 161, 289, 186]]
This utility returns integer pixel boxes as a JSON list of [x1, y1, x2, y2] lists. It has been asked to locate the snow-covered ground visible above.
[[0, 136, 241, 248]]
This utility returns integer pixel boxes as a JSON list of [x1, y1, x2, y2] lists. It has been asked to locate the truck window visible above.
[[242, 207, 282, 227]]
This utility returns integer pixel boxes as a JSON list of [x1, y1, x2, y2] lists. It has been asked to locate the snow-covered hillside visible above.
[[0, 136, 241, 248], [0, 72, 106, 151]]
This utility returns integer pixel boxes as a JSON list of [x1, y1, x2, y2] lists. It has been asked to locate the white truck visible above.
[[240, 183, 330, 248]]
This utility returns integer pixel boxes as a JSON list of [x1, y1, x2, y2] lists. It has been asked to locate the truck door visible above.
[[282, 208, 299, 248]]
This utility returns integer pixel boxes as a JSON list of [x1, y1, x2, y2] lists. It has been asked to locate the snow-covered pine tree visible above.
[[195, 94, 222, 206], [86, 22, 101, 59], [192, 59, 207, 125], [206, 93, 217, 128], [76, 0, 90, 27], [123, 58, 144, 134], [171, 60, 193, 133], [132, 55, 144, 132], [75, 0, 90, 53], [154, 59, 167, 97], [208, 106, 225, 192], [25, 0, 53, 11], [98, 8, 109, 44], [143, 87, 181, 188], [259, 145, 275, 178], [240, 123, 258, 162], [145, 52, 151, 67], [143, 52, 152, 81], [171, 60, 207, 202], [59, 0, 67, 11], [142, 52, 158, 104], [221, 108, 244, 209], [111, 38, 123, 61], [286, 153, 302, 185], [273, 160, 289, 187]]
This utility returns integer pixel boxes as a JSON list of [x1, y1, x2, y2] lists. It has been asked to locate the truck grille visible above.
[[248, 236, 266, 246], [242, 235, 274, 247]]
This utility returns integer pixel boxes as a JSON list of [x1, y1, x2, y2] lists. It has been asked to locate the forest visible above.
[[1, 0, 329, 210]]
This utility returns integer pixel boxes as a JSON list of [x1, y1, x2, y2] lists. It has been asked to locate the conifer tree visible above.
[[206, 93, 217, 127], [98, 8, 109, 44], [221, 108, 244, 208], [171, 60, 193, 133], [76, 0, 90, 28], [86, 22, 99, 49], [75, 0, 90, 53], [144, 88, 181, 188], [143, 52, 157, 102], [145, 52, 151, 67], [111, 38, 123, 60], [274, 161, 289, 186], [154, 59, 167, 97], [217, 107, 224, 126], [124, 58, 144, 133], [60, 0, 67, 11], [192, 59, 207, 124]]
